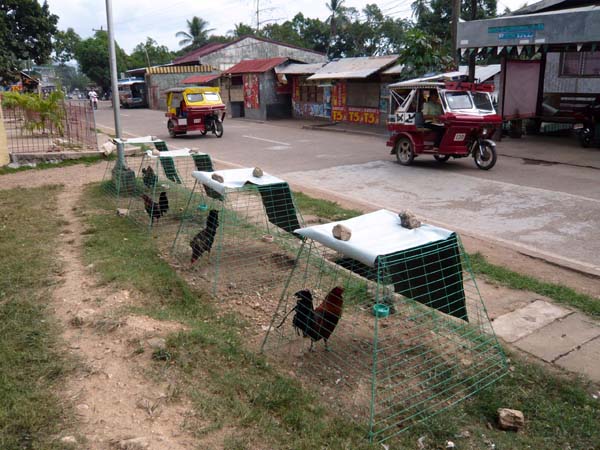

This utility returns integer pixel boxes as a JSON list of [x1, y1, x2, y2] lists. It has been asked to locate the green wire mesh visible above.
[[171, 178, 305, 297], [101, 156, 139, 209], [261, 234, 506, 444], [125, 153, 213, 232]]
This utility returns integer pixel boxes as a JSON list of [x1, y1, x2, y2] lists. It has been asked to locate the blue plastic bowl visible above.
[[197, 204, 208, 211], [373, 303, 390, 318]]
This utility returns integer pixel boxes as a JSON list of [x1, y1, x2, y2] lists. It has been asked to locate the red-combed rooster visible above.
[[279, 286, 344, 351]]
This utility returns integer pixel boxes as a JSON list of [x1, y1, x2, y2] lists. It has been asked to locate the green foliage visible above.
[[397, 28, 454, 79], [262, 13, 330, 54], [0, 0, 58, 79], [229, 22, 256, 38], [52, 27, 81, 64], [2, 90, 66, 135], [0, 186, 74, 450], [74, 31, 127, 91], [176, 17, 215, 50], [127, 37, 174, 70], [54, 64, 90, 92]]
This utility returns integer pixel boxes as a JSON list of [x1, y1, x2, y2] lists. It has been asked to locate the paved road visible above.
[[95, 104, 600, 274]]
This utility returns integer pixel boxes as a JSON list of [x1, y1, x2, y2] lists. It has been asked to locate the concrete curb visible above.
[[301, 124, 388, 139]]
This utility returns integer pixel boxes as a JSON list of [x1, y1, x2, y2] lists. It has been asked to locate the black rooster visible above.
[[190, 209, 220, 264], [158, 191, 169, 216], [141, 194, 162, 223], [142, 165, 158, 189]]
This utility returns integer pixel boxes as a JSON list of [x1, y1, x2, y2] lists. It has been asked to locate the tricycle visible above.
[[165, 86, 226, 138], [387, 81, 502, 170]]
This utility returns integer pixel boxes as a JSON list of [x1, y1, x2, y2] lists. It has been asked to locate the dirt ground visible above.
[[1, 160, 598, 448]]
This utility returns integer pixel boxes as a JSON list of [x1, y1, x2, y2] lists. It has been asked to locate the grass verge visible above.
[[0, 186, 74, 449], [0, 155, 109, 176], [294, 192, 600, 318], [79, 183, 600, 449]]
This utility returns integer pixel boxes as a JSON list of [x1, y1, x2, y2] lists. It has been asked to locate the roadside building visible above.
[[274, 63, 328, 120], [222, 57, 293, 121], [130, 65, 220, 110], [458, 0, 600, 131], [306, 55, 400, 126], [172, 35, 326, 71]]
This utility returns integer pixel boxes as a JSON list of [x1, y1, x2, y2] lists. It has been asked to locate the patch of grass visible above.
[[469, 252, 600, 318], [294, 191, 362, 221], [79, 183, 600, 450], [0, 186, 75, 449], [0, 155, 109, 176]]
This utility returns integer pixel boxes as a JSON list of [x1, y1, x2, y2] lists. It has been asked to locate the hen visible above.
[[141, 194, 162, 223], [190, 209, 220, 264], [142, 165, 158, 189], [158, 191, 169, 216]]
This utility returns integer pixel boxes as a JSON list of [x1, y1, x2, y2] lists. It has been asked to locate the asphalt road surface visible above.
[[95, 104, 600, 274]]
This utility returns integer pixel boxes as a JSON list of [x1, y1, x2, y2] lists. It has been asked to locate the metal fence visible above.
[[1, 98, 98, 154]]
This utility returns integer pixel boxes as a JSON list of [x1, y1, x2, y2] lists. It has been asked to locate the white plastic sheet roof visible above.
[[295, 209, 454, 267], [389, 64, 501, 88], [112, 136, 163, 145], [308, 55, 399, 80], [145, 148, 203, 159], [192, 168, 285, 195]]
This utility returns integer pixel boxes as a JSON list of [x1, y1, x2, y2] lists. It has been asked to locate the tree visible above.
[[128, 37, 173, 69], [176, 17, 215, 50], [229, 23, 255, 38], [74, 31, 127, 91], [53, 28, 81, 64], [397, 27, 454, 79], [0, 0, 58, 79], [54, 64, 90, 92]]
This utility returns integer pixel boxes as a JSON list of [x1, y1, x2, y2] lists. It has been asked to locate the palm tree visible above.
[[176, 17, 215, 50], [326, 0, 346, 39]]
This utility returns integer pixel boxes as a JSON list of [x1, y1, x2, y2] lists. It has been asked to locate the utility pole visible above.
[[256, 0, 260, 33], [468, 0, 477, 82], [451, 0, 461, 68], [104, 0, 124, 167]]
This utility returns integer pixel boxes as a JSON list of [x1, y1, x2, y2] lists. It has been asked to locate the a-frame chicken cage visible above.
[[102, 136, 165, 208], [171, 167, 304, 297], [261, 210, 506, 444], [125, 146, 214, 232]]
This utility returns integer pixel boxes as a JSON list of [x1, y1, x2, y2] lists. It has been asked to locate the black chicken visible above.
[[142, 165, 158, 189], [141, 194, 162, 223], [158, 191, 169, 216], [190, 209, 219, 264], [291, 290, 315, 337]]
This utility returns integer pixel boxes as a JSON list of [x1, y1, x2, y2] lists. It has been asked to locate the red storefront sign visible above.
[[332, 106, 379, 124]]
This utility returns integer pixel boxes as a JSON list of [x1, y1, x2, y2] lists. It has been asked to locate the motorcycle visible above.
[[387, 81, 501, 170], [89, 93, 98, 110], [165, 86, 226, 138], [573, 99, 600, 148]]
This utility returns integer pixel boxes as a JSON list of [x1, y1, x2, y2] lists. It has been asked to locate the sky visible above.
[[44, 0, 527, 54]]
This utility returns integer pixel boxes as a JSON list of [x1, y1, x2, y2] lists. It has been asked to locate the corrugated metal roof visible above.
[[382, 64, 404, 75], [181, 73, 221, 84], [308, 55, 399, 80], [224, 57, 288, 74], [275, 63, 326, 75], [173, 42, 228, 65], [389, 65, 501, 87]]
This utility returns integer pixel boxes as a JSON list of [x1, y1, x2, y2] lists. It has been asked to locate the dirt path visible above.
[[2, 162, 196, 449]]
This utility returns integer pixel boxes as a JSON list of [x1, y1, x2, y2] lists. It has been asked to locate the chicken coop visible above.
[[102, 137, 214, 215], [125, 146, 214, 232], [261, 209, 506, 443], [171, 167, 304, 297]]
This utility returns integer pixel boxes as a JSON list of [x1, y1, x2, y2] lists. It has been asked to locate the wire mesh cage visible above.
[[127, 148, 214, 232], [171, 167, 305, 297], [261, 209, 506, 444]]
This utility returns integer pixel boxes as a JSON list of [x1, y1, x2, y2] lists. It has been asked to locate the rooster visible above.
[[279, 287, 345, 351], [190, 209, 219, 264], [142, 165, 157, 189], [158, 191, 169, 216], [141, 194, 162, 223]]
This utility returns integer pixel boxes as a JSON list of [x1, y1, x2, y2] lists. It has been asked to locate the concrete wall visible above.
[[544, 52, 600, 94], [0, 104, 9, 166], [199, 37, 326, 71]]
